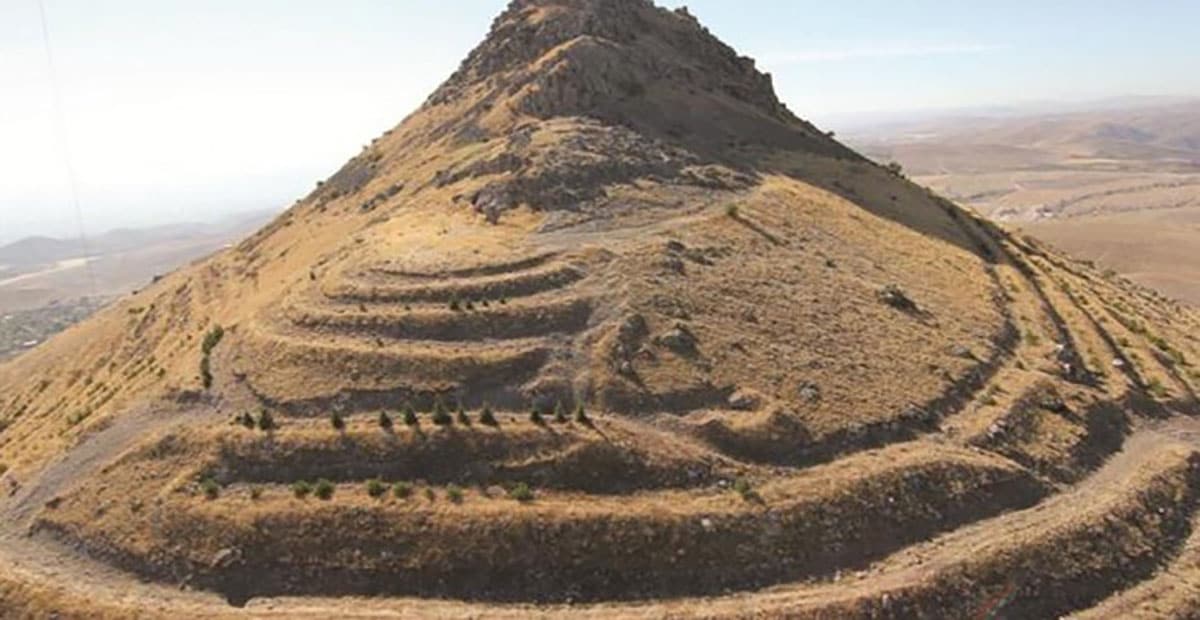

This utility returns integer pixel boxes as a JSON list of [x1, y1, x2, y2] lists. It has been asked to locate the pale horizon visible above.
[[3, 0, 1199, 244]]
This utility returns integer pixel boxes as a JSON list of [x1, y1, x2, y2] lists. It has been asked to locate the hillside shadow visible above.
[[607, 100, 999, 263]]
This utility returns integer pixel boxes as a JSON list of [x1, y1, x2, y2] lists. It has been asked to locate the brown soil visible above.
[[3, 0, 1200, 617]]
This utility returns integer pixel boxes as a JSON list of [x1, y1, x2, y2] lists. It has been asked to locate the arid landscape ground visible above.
[[851, 100, 1200, 305], [2, 1, 1200, 618], [0, 213, 271, 360]]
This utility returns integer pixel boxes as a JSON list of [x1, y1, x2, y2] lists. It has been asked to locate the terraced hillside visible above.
[[2, 0, 1200, 618]]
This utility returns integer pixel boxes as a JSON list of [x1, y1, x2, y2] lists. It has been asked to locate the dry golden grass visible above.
[[2, 0, 1200, 617]]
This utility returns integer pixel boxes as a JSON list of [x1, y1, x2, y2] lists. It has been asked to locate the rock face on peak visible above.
[[407, 0, 855, 222], [431, 0, 788, 122]]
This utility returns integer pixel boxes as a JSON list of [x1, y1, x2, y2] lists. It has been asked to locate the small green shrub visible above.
[[378, 411, 393, 430], [201, 325, 225, 356], [456, 405, 471, 426], [449, 297, 462, 311], [432, 399, 453, 426], [446, 484, 464, 504], [553, 401, 568, 424], [509, 482, 535, 503], [366, 478, 387, 498], [200, 478, 220, 500], [1148, 379, 1169, 398], [403, 405, 419, 426], [200, 356, 214, 390], [724, 204, 739, 218], [257, 410, 276, 431], [529, 408, 545, 426], [239, 412, 256, 429], [249, 486, 263, 500], [330, 412, 345, 431], [315, 479, 335, 500], [393, 482, 413, 499], [574, 402, 591, 426], [424, 487, 436, 501], [480, 405, 498, 426], [292, 481, 313, 499], [732, 477, 760, 502]]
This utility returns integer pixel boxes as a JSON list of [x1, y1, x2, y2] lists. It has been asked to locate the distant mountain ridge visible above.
[[0, 210, 276, 273], [850, 99, 1200, 173]]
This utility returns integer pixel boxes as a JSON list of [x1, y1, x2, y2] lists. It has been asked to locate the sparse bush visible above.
[[449, 297, 462, 312], [292, 481, 313, 499], [884, 161, 904, 177], [553, 401, 568, 424], [366, 478, 387, 498], [424, 487, 436, 501], [509, 482, 535, 503], [465, 300, 476, 311], [315, 479, 335, 500], [330, 412, 345, 431], [403, 404, 419, 426], [446, 484, 464, 504], [378, 411, 393, 430], [258, 410, 276, 431], [732, 477, 760, 503], [480, 405, 498, 426], [199, 325, 226, 390], [432, 399, 453, 426], [529, 408, 545, 426], [724, 204, 739, 219], [574, 402, 591, 426], [456, 405, 471, 426], [201, 325, 225, 356], [200, 356, 214, 390], [200, 478, 220, 500], [239, 412, 256, 429], [393, 482, 413, 499], [249, 486, 263, 500], [1148, 379, 1169, 398]]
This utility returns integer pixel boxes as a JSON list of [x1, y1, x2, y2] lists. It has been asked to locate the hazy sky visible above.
[[3, 0, 1199, 243]]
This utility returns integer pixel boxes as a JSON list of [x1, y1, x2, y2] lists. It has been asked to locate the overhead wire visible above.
[[36, 0, 99, 299]]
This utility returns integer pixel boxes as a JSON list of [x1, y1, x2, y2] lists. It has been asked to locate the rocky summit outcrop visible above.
[[415, 0, 856, 221]]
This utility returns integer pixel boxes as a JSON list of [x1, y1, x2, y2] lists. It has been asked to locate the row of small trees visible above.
[[201, 477, 535, 503], [233, 399, 595, 432]]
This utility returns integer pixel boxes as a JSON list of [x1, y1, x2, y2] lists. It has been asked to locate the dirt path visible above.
[[1, 403, 219, 531], [0, 200, 1193, 617], [3, 411, 1198, 618]]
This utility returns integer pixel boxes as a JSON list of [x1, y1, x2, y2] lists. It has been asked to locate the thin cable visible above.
[[37, 0, 99, 299]]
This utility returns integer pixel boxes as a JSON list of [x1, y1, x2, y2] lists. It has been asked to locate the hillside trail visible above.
[[0, 402, 221, 531], [2, 395, 1199, 617], [0, 198, 1194, 615]]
